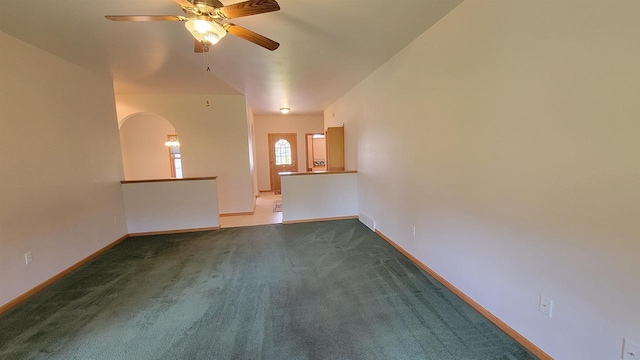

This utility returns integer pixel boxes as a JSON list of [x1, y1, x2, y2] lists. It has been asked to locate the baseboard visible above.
[[128, 226, 220, 237], [220, 211, 254, 217], [282, 215, 358, 225], [3, 223, 549, 360], [0, 233, 129, 316], [375, 230, 553, 360], [1, 225, 226, 315]]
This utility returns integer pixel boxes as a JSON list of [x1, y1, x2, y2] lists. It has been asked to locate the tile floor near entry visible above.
[[220, 192, 282, 228]]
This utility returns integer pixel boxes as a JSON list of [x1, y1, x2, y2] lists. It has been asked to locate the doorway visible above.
[[268, 133, 297, 194], [166, 134, 183, 178], [219, 191, 282, 228], [119, 113, 176, 180], [305, 133, 326, 172]]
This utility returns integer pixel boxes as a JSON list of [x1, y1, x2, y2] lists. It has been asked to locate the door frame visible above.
[[268, 133, 298, 194], [305, 133, 325, 172]]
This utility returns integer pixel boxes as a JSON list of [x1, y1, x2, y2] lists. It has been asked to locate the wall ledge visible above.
[[121, 176, 217, 184]]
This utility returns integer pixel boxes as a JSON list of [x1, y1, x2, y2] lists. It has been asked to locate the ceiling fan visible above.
[[106, 0, 280, 52]]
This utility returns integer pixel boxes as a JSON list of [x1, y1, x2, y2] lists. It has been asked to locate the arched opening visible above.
[[119, 113, 181, 180]]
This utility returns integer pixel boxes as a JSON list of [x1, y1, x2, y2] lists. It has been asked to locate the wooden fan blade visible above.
[[194, 40, 210, 53], [216, 0, 280, 20], [226, 23, 279, 51], [174, 0, 194, 8], [105, 15, 186, 21]]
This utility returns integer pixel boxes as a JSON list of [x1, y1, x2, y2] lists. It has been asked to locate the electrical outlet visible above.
[[539, 295, 553, 318], [113, 216, 118, 224], [24, 251, 33, 265], [623, 337, 640, 360], [411, 226, 416, 237]]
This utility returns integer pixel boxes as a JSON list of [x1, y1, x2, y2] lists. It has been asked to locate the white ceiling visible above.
[[0, 0, 462, 115]]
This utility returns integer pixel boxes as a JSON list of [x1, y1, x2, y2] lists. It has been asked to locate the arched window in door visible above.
[[275, 139, 292, 165]]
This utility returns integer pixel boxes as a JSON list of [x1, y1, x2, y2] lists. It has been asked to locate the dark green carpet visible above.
[[0, 220, 536, 359]]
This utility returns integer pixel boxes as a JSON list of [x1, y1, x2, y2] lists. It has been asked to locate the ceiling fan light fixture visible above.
[[204, 31, 221, 45], [280, 108, 290, 114], [185, 19, 226, 45]]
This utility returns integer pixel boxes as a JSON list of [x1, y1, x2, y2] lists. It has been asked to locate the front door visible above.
[[268, 133, 297, 194]]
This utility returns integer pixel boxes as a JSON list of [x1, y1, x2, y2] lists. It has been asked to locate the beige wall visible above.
[[326, 2, 640, 359], [115, 94, 254, 214], [254, 115, 324, 191], [0, 32, 127, 307], [312, 138, 326, 161], [119, 113, 175, 180]]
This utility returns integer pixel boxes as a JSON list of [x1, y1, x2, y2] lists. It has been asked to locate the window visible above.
[[172, 153, 183, 178], [166, 134, 183, 178], [275, 139, 292, 165]]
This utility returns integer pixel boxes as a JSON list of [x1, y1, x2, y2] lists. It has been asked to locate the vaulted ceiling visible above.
[[0, 0, 462, 115]]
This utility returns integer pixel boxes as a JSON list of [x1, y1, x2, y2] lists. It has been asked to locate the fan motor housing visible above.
[[192, 0, 223, 10]]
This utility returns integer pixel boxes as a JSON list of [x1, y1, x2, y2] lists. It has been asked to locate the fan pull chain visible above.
[[203, 50, 210, 107]]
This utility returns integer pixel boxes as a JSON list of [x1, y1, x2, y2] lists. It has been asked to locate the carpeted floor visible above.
[[0, 220, 536, 360]]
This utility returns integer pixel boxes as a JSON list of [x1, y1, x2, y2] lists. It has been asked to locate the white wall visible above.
[[122, 179, 219, 234], [281, 173, 357, 223], [246, 105, 258, 197], [119, 113, 175, 180], [326, 2, 640, 359], [115, 94, 254, 214], [0, 32, 127, 307], [254, 115, 324, 191]]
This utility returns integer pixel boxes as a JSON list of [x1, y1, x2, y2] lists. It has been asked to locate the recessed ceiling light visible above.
[[280, 108, 290, 114]]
